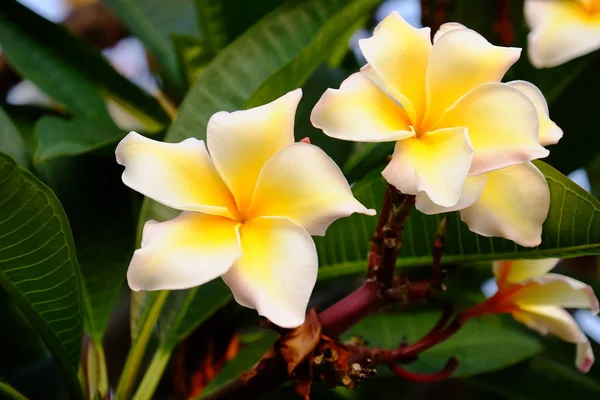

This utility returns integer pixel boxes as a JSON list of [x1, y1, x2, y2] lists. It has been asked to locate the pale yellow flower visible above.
[[116, 90, 375, 328], [526, 0, 600, 68], [311, 12, 548, 211], [463, 259, 599, 373]]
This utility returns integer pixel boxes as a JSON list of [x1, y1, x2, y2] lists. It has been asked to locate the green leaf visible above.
[[195, 0, 228, 55], [0, 153, 83, 399], [104, 0, 200, 86], [0, 106, 28, 168], [0, 0, 169, 134], [343, 311, 542, 378], [316, 161, 600, 280], [172, 35, 213, 87], [245, 0, 381, 108], [342, 142, 394, 183]]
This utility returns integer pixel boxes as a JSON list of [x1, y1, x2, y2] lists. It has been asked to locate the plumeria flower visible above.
[[461, 259, 599, 373], [525, 0, 600, 68], [417, 80, 563, 247], [311, 12, 548, 211], [116, 90, 374, 328]]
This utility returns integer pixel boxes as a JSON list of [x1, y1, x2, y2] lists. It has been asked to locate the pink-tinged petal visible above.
[[506, 80, 563, 146], [247, 143, 375, 236], [493, 259, 559, 285], [222, 217, 318, 328], [512, 273, 600, 313], [433, 83, 547, 175], [127, 212, 241, 291], [358, 11, 431, 123], [424, 28, 521, 127], [513, 305, 594, 372], [432, 22, 467, 43], [416, 174, 487, 215], [382, 127, 473, 207], [116, 132, 236, 218], [207, 89, 301, 213], [310, 72, 414, 143], [525, 0, 600, 68], [460, 162, 550, 247]]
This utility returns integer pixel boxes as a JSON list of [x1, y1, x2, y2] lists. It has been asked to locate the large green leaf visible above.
[[344, 311, 542, 378], [0, 106, 27, 168], [316, 161, 600, 279], [103, 0, 200, 86], [0, 153, 83, 399]]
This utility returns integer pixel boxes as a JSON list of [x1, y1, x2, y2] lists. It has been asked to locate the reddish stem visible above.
[[390, 357, 458, 383]]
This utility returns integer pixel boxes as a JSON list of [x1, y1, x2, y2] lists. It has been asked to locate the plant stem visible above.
[[155, 91, 178, 120], [114, 290, 170, 400], [132, 348, 172, 400], [0, 381, 28, 400], [93, 341, 109, 398]]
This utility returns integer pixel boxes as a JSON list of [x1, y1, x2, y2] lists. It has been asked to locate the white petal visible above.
[[525, 0, 600, 68], [493, 258, 560, 285], [433, 22, 467, 43], [432, 83, 548, 175], [127, 212, 241, 291], [382, 127, 473, 207], [222, 217, 318, 328], [207, 89, 301, 213], [116, 132, 237, 218], [460, 162, 550, 247], [506, 80, 563, 146], [310, 72, 414, 143], [247, 143, 375, 236], [416, 174, 487, 215]]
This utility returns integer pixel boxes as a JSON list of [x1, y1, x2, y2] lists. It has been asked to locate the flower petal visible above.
[[310, 72, 414, 143], [513, 305, 594, 372], [433, 83, 548, 175], [358, 11, 431, 123], [207, 89, 301, 213], [493, 259, 559, 285], [512, 273, 600, 313], [432, 22, 467, 43], [222, 217, 318, 328], [424, 28, 521, 127], [247, 143, 375, 236], [460, 162, 550, 247], [382, 127, 473, 207], [416, 174, 487, 215], [525, 0, 600, 68], [116, 131, 236, 218], [507, 80, 563, 146], [127, 212, 241, 291]]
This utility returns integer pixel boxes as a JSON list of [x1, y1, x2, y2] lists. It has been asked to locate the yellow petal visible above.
[[116, 132, 236, 218], [432, 22, 467, 43], [460, 162, 549, 247], [207, 89, 301, 213], [506, 80, 563, 146], [310, 72, 414, 143], [513, 305, 594, 372], [493, 258, 559, 285], [382, 127, 473, 207], [222, 217, 317, 328], [434, 83, 548, 175], [127, 212, 241, 291], [424, 28, 521, 127], [247, 143, 375, 236], [415, 174, 487, 215], [358, 11, 431, 123], [525, 0, 600, 68], [512, 273, 600, 313]]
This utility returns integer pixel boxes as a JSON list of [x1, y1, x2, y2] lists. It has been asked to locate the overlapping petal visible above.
[[506, 81, 563, 145], [207, 89, 301, 213], [460, 162, 550, 247], [525, 0, 600, 68], [128, 212, 241, 291], [382, 127, 473, 207], [415, 175, 487, 215], [358, 11, 431, 123], [221, 217, 318, 328], [424, 28, 521, 127], [310, 72, 414, 143], [433, 83, 547, 175], [247, 143, 375, 236], [493, 259, 559, 285], [116, 131, 237, 218], [432, 22, 467, 43]]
